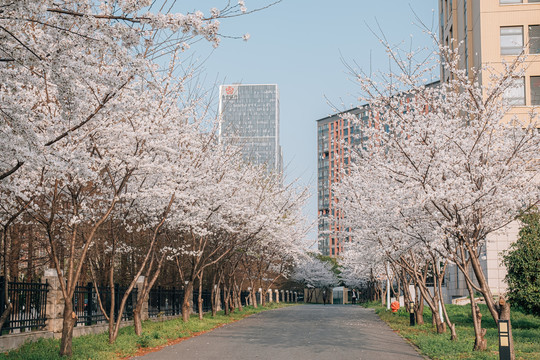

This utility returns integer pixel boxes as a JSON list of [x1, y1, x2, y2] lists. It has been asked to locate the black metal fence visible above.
[[240, 291, 250, 306], [0, 274, 291, 338], [0, 277, 48, 335], [148, 287, 183, 317], [192, 291, 212, 313], [73, 283, 138, 326], [219, 290, 253, 308]]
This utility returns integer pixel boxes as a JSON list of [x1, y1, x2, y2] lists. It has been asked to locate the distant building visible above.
[[317, 82, 438, 258], [316, 106, 367, 257], [439, 0, 540, 302], [218, 84, 282, 173]]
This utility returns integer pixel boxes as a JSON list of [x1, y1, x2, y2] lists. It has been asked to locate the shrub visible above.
[[136, 334, 152, 348], [502, 210, 540, 316]]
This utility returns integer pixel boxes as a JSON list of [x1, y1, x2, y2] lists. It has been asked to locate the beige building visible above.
[[440, 0, 540, 110], [440, 0, 540, 302]]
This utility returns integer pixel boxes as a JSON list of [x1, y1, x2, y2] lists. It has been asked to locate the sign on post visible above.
[[498, 320, 511, 360]]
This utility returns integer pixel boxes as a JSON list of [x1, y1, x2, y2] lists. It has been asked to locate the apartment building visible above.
[[316, 107, 367, 256], [316, 80, 439, 258], [440, 0, 540, 301]]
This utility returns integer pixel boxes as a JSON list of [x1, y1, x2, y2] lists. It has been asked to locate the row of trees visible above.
[[332, 37, 539, 357], [0, 1, 307, 357], [292, 254, 339, 303]]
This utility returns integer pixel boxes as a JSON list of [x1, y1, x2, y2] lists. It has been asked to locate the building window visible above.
[[531, 76, 540, 105], [500, 0, 522, 3], [503, 77, 526, 105], [500, 26, 524, 55], [529, 25, 540, 54]]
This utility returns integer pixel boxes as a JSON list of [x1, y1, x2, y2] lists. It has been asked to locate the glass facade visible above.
[[219, 84, 282, 173]]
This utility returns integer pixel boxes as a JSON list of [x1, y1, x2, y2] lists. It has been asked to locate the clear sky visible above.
[[178, 0, 439, 244]]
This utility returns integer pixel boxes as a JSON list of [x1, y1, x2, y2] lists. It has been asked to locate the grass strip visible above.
[[364, 302, 540, 360], [0, 303, 295, 360]]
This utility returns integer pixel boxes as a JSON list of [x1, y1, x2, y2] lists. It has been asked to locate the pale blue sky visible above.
[[178, 1, 438, 242]]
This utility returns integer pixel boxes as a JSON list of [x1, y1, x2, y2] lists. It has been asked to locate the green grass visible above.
[[365, 302, 540, 360], [0, 303, 295, 360]]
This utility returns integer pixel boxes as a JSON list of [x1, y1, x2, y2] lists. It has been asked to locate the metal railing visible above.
[[192, 291, 212, 313], [73, 283, 137, 325], [148, 287, 183, 317], [240, 291, 250, 306], [0, 277, 48, 335]]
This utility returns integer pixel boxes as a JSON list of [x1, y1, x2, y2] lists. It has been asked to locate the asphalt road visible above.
[[133, 305, 425, 360]]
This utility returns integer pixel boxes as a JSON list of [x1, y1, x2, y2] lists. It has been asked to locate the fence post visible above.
[[174, 287, 178, 315], [43, 269, 63, 334], [157, 286, 161, 315], [131, 285, 138, 319], [86, 282, 92, 326]]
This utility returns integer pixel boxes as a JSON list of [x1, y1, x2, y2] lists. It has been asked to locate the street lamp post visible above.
[[409, 301, 415, 326]]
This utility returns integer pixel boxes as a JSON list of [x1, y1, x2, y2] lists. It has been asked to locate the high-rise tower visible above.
[[218, 84, 282, 173]]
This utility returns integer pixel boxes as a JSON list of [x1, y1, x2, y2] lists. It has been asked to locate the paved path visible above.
[[134, 305, 425, 360]]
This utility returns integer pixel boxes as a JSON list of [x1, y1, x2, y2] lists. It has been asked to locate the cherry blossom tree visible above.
[[335, 41, 539, 351], [292, 255, 338, 303], [1, 0, 284, 355], [0, 0, 267, 181]]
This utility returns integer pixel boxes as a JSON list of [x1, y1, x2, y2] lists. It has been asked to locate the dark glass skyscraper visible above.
[[218, 84, 282, 173]]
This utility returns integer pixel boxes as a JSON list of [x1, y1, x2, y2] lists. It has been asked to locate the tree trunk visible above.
[[236, 285, 243, 312], [0, 304, 12, 333], [26, 228, 35, 280], [448, 322, 457, 341], [430, 306, 446, 333], [413, 285, 424, 324], [133, 302, 143, 336], [211, 287, 216, 316], [415, 302, 424, 325], [402, 272, 412, 312], [133, 310, 143, 336], [498, 297, 515, 360], [251, 288, 257, 308], [0, 228, 12, 331], [212, 285, 220, 316], [439, 292, 457, 340], [211, 272, 218, 317], [59, 300, 77, 357], [415, 279, 444, 333], [467, 244, 500, 323], [107, 273, 115, 344], [197, 275, 203, 320], [182, 282, 193, 322], [9, 227, 21, 282], [223, 285, 230, 315], [261, 291, 266, 306], [229, 291, 235, 312], [237, 294, 243, 312], [466, 282, 487, 351]]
